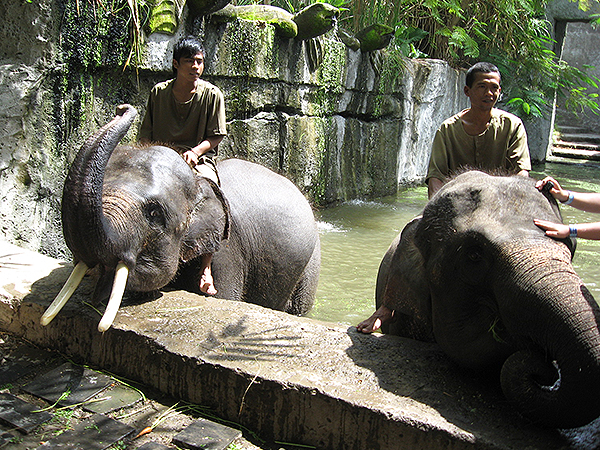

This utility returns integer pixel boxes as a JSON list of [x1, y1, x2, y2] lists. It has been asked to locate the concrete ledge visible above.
[[0, 241, 583, 449]]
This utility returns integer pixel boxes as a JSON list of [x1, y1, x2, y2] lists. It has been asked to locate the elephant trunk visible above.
[[498, 239, 600, 428], [62, 104, 137, 267], [41, 105, 137, 330]]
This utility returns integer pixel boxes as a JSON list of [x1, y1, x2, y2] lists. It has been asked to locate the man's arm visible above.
[[427, 177, 444, 198], [182, 135, 224, 166]]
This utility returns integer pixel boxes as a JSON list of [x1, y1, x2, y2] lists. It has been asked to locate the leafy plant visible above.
[[394, 25, 428, 58], [340, 0, 600, 119]]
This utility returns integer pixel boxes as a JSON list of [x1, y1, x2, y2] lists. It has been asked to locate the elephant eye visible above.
[[466, 246, 483, 262], [145, 202, 166, 228]]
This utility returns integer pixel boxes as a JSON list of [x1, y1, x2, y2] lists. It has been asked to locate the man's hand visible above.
[[182, 150, 199, 166], [427, 177, 444, 199]]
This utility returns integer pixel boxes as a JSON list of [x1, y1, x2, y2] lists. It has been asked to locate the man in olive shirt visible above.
[[425, 62, 531, 198], [357, 62, 531, 334], [139, 35, 227, 295], [139, 36, 227, 185]]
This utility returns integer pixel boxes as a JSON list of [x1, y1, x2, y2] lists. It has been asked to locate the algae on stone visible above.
[[211, 20, 280, 79], [147, 0, 184, 35], [292, 3, 339, 41], [211, 4, 298, 38], [355, 24, 395, 52]]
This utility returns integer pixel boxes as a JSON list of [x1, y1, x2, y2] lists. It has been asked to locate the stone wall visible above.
[[555, 21, 600, 133], [0, 0, 470, 259], [546, 0, 600, 140]]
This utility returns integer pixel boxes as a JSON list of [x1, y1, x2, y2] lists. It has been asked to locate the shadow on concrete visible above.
[[344, 326, 576, 448]]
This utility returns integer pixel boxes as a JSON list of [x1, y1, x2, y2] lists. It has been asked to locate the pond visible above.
[[309, 162, 600, 326]]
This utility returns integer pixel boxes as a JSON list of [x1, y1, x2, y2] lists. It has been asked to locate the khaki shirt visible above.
[[139, 78, 227, 157], [426, 108, 531, 183]]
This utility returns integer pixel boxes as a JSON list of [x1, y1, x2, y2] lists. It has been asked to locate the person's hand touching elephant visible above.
[[535, 176, 600, 240]]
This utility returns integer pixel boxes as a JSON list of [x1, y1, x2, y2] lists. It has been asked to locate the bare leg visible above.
[[199, 254, 217, 295], [357, 305, 393, 333]]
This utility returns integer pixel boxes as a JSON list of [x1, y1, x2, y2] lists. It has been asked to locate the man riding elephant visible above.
[[139, 35, 226, 295]]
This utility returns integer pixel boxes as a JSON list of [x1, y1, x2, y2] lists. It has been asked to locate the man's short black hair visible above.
[[465, 62, 501, 88], [172, 36, 205, 76]]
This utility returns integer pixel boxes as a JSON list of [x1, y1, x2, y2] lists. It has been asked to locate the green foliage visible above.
[[395, 26, 428, 58], [338, 0, 600, 119], [61, 0, 150, 70]]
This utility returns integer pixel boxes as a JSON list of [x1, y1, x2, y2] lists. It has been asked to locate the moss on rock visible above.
[[292, 3, 339, 41], [355, 24, 394, 52], [147, 0, 182, 35], [211, 4, 298, 38]]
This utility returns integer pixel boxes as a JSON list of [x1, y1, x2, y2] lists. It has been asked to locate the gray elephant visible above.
[[360, 170, 600, 428], [41, 104, 320, 331]]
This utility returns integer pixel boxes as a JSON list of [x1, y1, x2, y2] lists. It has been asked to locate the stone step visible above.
[[555, 124, 592, 134], [551, 145, 600, 161], [0, 393, 53, 434], [557, 132, 600, 145], [36, 413, 135, 449], [554, 140, 600, 152], [0, 329, 256, 450]]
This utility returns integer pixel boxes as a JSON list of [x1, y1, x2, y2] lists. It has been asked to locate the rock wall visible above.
[[0, 0, 470, 259], [555, 21, 600, 133]]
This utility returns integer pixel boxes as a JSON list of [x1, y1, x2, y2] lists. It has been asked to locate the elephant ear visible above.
[[180, 176, 230, 263], [377, 216, 434, 341]]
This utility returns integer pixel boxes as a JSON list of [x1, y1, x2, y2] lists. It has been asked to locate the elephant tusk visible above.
[[41, 261, 89, 326], [97, 261, 129, 332]]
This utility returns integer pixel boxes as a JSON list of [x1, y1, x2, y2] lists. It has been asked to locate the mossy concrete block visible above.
[[206, 20, 285, 79], [280, 114, 328, 194], [219, 114, 282, 171], [205, 20, 346, 89], [219, 78, 282, 115], [316, 116, 399, 203]]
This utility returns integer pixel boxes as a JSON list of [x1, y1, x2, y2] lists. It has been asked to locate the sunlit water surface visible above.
[[309, 162, 600, 326]]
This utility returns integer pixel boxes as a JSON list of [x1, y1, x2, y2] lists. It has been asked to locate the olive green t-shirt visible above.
[[426, 108, 531, 183], [139, 78, 227, 157]]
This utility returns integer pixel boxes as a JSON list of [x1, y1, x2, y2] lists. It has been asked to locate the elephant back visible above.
[[213, 158, 320, 311]]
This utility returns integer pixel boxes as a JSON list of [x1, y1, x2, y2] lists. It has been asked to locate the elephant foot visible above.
[[357, 305, 393, 333]]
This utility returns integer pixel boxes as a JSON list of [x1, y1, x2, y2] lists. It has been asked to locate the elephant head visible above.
[[379, 171, 600, 428], [41, 105, 228, 332]]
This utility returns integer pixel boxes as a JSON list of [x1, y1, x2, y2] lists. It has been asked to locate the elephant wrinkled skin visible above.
[[375, 170, 600, 428], [42, 104, 320, 331]]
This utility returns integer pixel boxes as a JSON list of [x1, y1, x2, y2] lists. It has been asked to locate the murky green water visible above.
[[310, 162, 600, 326]]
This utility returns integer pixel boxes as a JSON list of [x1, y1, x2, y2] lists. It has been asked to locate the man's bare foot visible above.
[[357, 305, 393, 333], [199, 268, 217, 295], [199, 254, 217, 296]]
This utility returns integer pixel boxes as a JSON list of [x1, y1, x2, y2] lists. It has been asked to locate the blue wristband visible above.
[[569, 225, 578, 238], [562, 191, 575, 205]]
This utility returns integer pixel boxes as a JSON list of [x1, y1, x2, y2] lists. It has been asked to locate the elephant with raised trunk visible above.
[[364, 170, 600, 428], [42, 104, 320, 331]]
